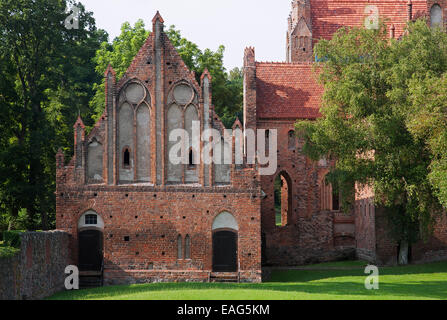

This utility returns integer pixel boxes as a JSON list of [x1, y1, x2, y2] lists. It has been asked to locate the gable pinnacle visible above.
[[152, 11, 164, 24]]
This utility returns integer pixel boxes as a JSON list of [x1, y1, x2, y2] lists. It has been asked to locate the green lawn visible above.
[[48, 261, 447, 300]]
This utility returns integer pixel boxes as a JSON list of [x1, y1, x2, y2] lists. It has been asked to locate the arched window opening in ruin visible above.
[[177, 235, 183, 260], [332, 186, 340, 211], [184, 235, 191, 259], [431, 4, 442, 28], [274, 172, 292, 227], [320, 176, 341, 211], [288, 130, 296, 150], [123, 148, 130, 167]]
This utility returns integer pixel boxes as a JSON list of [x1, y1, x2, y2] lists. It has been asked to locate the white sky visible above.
[[80, 0, 291, 71]]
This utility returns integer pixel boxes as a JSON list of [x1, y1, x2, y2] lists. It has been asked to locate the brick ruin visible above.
[[56, 1, 447, 284]]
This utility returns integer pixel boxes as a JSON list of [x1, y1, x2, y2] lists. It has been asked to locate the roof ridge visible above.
[[256, 61, 314, 66]]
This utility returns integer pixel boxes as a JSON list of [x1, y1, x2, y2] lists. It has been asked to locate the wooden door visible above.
[[212, 231, 237, 272]]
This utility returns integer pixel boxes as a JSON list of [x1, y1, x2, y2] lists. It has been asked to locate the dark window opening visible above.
[[85, 214, 97, 225], [332, 187, 340, 211], [188, 149, 195, 169], [265, 130, 270, 153], [123, 148, 130, 167]]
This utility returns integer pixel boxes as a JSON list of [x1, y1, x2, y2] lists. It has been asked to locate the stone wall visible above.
[[0, 231, 71, 300]]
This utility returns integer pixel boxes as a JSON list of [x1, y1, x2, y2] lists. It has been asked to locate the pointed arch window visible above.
[[321, 176, 341, 211], [288, 130, 296, 150], [431, 4, 443, 29], [188, 148, 196, 169], [123, 148, 131, 168]]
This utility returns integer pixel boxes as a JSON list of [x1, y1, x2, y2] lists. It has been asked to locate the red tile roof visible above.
[[311, 0, 428, 44], [256, 63, 323, 119]]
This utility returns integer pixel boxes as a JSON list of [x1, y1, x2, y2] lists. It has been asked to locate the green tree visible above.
[[0, 0, 105, 230], [407, 73, 447, 209], [296, 20, 445, 264]]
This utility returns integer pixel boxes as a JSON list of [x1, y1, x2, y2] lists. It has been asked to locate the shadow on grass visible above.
[[47, 261, 447, 300]]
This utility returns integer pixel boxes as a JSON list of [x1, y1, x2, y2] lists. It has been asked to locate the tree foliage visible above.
[[0, 0, 106, 230], [296, 20, 446, 257]]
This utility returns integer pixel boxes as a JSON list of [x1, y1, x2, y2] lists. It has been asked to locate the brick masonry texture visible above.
[[54, 1, 447, 289], [0, 231, 71, 300]]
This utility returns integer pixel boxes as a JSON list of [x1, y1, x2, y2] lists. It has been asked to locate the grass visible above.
[[47, 261, 447, 300]]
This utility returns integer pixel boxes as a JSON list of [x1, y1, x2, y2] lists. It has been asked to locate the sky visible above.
[[79, 0, 292, 71]]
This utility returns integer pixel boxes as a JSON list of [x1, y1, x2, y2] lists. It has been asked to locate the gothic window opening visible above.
[[123, 148, 130, 167], [188, 148, 195, 169], [321, 175, 341, 211], [431, 4, 442, 29], [288, 130, 296, 150], [265, 130, 270, 154], [274, 172, 292, 227], [332, 186, 340, 211]]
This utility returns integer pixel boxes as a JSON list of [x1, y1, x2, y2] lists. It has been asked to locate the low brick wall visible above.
[[0, 231, 71, 300]]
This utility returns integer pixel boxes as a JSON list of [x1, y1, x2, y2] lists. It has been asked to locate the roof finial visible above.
[[152, 11, 164, 24]]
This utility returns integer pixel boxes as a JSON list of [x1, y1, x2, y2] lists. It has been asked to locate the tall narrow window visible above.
[[184, 235, 191, 259], [332, 186, 340, 211], [123, 148, 130, 167], [288, 130, 295, 150], [431, 4, 442, 28], [188, 149, 195, 168], [274, 172, 292, 227], [265, 130, 270, 154], [177, 235, 183, 260]]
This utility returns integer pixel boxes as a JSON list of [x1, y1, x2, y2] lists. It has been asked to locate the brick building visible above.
[[56, 1, 447, 285]]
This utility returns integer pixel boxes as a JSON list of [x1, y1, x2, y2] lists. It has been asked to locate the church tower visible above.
[[286, 0, 313, 63]]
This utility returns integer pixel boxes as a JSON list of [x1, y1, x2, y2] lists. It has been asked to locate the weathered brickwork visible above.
[[0, 231, 72, 300], [249, 0, 447, 267], [56, 1, 447, 288], [57, 12, 262, 284]]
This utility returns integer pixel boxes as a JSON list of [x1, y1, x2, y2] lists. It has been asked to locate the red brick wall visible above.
[[257, 120, 355, 266], [56, 186, 262, 283], [413, 213, 447, 264], [56, 14, 262, 284]]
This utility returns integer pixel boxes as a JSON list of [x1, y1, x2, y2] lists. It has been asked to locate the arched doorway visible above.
[[212, 212, 238, 272], [78, 211, 104, 271], [274, 171, 292, 227]]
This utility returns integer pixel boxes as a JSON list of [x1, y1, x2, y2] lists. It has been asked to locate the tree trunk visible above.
[[398, 240, 409, 265]]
